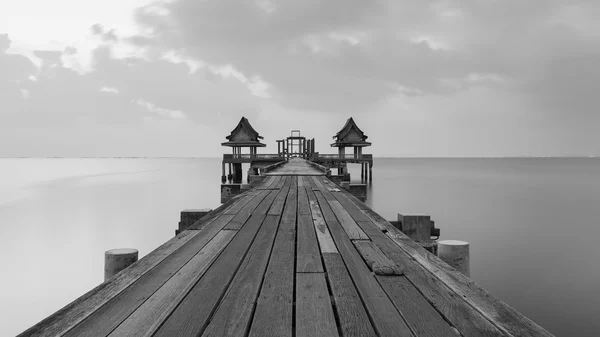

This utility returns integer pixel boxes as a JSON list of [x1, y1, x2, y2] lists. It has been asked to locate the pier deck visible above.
[[21, 161, 553, 337], [264, 157, 325, 176]]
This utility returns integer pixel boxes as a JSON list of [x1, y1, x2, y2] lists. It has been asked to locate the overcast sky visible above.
[[1, 0, 599, 157]]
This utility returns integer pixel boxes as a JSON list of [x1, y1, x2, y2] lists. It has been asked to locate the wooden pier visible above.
[[21, 157, 553, 337]]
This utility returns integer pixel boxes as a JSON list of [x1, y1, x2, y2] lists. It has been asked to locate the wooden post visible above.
[[397, 214, 431, 242], [104, 248, 138, 281], [365, 163, 369, 181], [438, 240, 470, 277], [177, 208, 212, 235], [369, 164, 372, 182]]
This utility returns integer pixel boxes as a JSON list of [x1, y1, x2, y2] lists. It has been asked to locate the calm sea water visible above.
[[1, 158, 598, 336]]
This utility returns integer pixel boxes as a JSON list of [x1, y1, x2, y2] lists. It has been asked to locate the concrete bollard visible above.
[[104, 248, 138, 281], [437, 240, 470, 277]]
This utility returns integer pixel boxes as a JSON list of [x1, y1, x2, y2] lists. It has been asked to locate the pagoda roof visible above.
[[331, 117, 371, 147], [222, 117, 266, 147]]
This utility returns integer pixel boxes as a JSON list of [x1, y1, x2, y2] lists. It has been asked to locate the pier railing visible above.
[[313, 154, 373, 161], [223, 153, 372, 163], [223, 154, 285, 162]]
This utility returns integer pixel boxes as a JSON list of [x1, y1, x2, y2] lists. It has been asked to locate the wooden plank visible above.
[[322, 253, 377, 337], [281, 183, 297, 224], [223, 193, 258, 215], [253, 189, 280, 215], [353, 240, 403, 276], [257, 176, 275, 189], [376, 276, 457, 337], [340, 186, 551, 337], [18, 230, 202, 337], [107, 230, 236, 337], [264, 175, 279, 189], [297, 185, 311, 215], [314, 191, 414, 337], [295, 273, 339, 337], [268, 176, 283, 189], [303, 175, 316, 189], [63, 214, 236, 337], [334, 190, 387, 232], [267, 186, 290, 216], [316, 177, 339, 202], [203, 215, 281, 337], [297, 214, 324, 273], [224, 189, 273, 230], [249, 214, 296, 337], [355, 221, 504, 337], [310, 175, 327, 191], [274, 174, 288, 189], [186, 190, 258, 231], [313, 190, 338, 223], [331, 191, 372, 223], [153, 213, 270, 337], [298, 175, 305, 187], [307, 189, 337, 253], [327, 200, 369, 240]]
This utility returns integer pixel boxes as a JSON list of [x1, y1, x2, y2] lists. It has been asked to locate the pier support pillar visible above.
[[438, 240, 470, 277], [221, 162, 226, 183], [105, 248, 138, 281], [233, 163, 243, 184], [361, 163, 365, 180], [369, 164, 372, 182]]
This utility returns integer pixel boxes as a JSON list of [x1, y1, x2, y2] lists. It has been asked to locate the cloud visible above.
[[128, 0, 600, 121], [0, 30, 263, 131], [2, 1, 600, 157], [91, 24, 119, 42]]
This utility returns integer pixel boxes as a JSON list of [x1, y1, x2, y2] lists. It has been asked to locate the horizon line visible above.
[[1, 156, 598, 159]]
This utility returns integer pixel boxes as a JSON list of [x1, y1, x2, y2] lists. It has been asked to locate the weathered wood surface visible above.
[[307, 189, 337, 253], [353, 240, 404, 276], [202, 214, 280, 337], [249, 191, 296, 337], [265, 157, 326, 176], [21, 164, 554, 337], [295, 273, 339, 337], [322, 253, 377, 337], [318, 198, 415, 337], [106, 230, 235, 337]]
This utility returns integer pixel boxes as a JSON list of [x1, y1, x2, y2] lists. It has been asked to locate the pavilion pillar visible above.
[[303, 139, 307, 157], [221, 161, 226, 183], [369, 164, 372, 182], [228, 163, 232, 182], [233, 163, 243, 184], [361, 163, 365, 180]]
